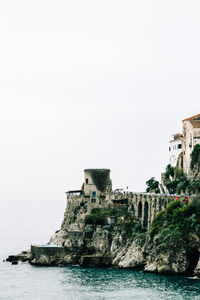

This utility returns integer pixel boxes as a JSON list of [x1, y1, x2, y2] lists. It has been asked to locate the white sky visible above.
[[0, 0, 200, 201]]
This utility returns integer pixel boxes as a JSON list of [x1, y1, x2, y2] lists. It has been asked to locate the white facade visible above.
[[169, 134, 182, 167]]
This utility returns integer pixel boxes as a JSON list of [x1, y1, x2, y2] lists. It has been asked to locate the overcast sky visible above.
[[0, 1, 200, 202]]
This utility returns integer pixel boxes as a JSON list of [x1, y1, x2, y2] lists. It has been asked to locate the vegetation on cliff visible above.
[[146, 177, 160, 193], [150, 200, 200, 239], [145, 198, 200, 275], [85, 207, 145, 243], [146, 145, 200, 194], [85, 207, 132, 226], [162, 165, 189, 194], [191, 144, 200, 169]]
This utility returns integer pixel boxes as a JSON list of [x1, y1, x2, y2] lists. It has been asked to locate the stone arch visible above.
[[143, 201, 149, 228], [186, 248, 199, 276], [138, 201, 142, 220]]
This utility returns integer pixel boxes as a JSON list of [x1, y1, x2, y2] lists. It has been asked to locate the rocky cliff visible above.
[[48, 200, 147, 269], [15, 192, 198, 278], [7, 191, 200, 277], [6, 163, 200, 277]]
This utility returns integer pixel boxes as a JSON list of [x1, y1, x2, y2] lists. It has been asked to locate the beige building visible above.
[[169, 114, 200, 174], [182, 114, 200, 174]]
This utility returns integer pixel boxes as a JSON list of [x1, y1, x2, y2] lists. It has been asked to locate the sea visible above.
[[1, 199, 200, 300]]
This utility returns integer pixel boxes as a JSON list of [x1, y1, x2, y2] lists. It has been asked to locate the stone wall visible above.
[[66, 190, 187, 230], [31, 245, 67, 258]]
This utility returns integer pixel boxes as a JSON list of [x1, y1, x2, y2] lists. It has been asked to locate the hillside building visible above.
[[169, 113, 200, 174], [182, 114, 200, 174], [169, 133, 182, 167]]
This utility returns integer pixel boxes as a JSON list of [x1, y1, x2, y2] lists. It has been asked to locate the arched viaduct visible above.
[[130, 193, 173, 229], [67, 189, 187, 230], [110, 192, 186, 229]]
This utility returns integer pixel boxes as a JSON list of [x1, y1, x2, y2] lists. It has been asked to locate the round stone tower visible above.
[[83, 169, 112, 203]]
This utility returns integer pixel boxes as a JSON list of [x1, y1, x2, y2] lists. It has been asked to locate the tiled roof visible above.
[[183, 113, 200, 121]]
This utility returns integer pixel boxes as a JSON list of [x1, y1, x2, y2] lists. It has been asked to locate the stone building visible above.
[[182, 114, 200, 174], [83, 169, 112, 204], [66, 169, 113, 210], [169, 113, 200, 173], [66, 169, 180, 230]]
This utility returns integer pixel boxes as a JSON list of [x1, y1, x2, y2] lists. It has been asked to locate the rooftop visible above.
[[182, 113, 200, 121], [170, 133, 182, 142]]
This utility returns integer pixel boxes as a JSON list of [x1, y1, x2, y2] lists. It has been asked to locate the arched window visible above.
[[138, 201, 142, 219], [143, 201, 149, 228]]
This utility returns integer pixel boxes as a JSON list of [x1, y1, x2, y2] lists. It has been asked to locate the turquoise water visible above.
[[1, 199, 200, 299]]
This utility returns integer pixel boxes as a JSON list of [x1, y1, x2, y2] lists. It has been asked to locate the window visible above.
[[91, 198, 96, 203], [169, 147, 171, 151], [92, 191, 96, 198], [178, 144, 182, 149], [86, 178, 88, 184], [189, 137, 192, 147]]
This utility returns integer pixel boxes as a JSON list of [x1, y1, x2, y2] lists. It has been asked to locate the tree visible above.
[[146, 177, 160, 193]]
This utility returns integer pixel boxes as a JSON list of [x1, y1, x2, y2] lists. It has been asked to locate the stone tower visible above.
[[83, 169, 112, 203]]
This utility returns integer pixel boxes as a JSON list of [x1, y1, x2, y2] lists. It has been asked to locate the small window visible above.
[[92, 191, 96, 198], [91, 198, 96, 203], [86, 178, 88, 184], [178, 144, 182, 149], [169, 147, 171, 151]]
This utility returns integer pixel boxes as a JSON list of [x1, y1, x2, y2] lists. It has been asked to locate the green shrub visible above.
[[85, 207, 131, 226], [150, 200, 200, 245], [117, 218, 144, 239], [175, 168, 184, 178], [162, 163, 191, 194], [165, 180, 179, 194], [165, 164, 175, 178], [85, 214, 105, 225], [90, 208, 102, 214], [146, 177, 159, 193], [191, 144, 200, 169], [150, 210, 165, 237], [176, 176, 189, 193], [165, 200, 182, 216], [189, 180, 200, 193]]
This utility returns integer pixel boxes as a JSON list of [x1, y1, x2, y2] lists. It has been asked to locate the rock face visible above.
[[111, 237, 145, 269], [6, 190, 200, 279], [6, 251, 31, 264], [7, 191, 200, 279], [6, 168, 200, 277], [42, 193, 200, 277]]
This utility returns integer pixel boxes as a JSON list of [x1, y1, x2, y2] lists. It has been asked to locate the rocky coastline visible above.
[[6, 160, 200, 278], [6, 193, 200, 278], [6, 116, 200, 277]]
